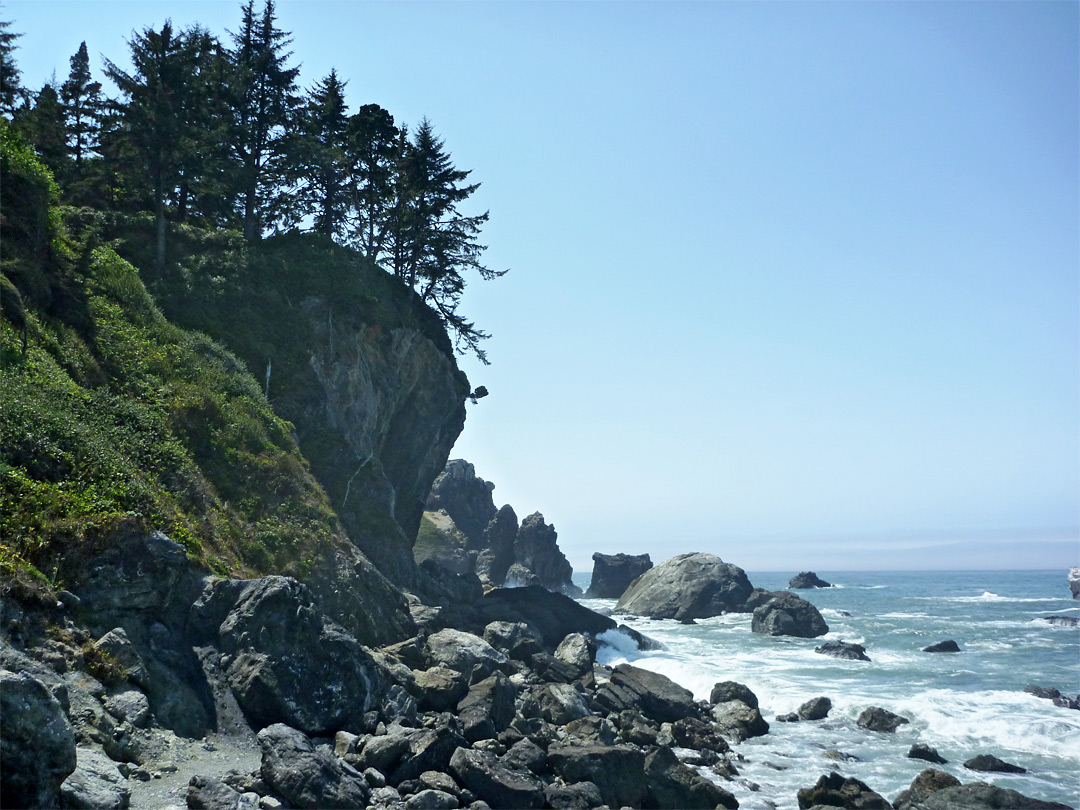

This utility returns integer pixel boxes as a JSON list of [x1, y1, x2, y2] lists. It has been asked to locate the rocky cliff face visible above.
[[298, 304, 471, 585]]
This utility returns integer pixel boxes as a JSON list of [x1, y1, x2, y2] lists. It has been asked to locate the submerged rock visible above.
[[857, 706, 910, 733], [907, 743, 947, 764], [922, 640, 961, 653], [1040, 615, 1079, 627], [963, 753, 1026, 773], [615, 553, 754, 621], [796, 771, 891, 809], [789, 571, 832, 589], [798, 696, 832, 721], [1023, 684, 1080, 710], [816, 640, 870, 661], [586, 553, 653, 599]]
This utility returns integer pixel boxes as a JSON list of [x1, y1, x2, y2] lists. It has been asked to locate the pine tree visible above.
[[345, 103, 400, 260], [226, 0, 300, 241], [60, 42, 103, 168], [393, 119, 506, 363], [293, 68, 350, 238], [0, 13, 24, 117], [24, 82, 69, 177]]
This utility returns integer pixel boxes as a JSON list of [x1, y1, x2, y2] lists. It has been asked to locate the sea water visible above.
[[572, 569, 1080, 809]]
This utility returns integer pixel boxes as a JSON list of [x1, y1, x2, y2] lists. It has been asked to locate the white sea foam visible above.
[[831, 584, 888, 589], [914, 591, 1070, 603]]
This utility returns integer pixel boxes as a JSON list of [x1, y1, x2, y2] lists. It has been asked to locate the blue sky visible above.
[[9, 1, 1078, 572]]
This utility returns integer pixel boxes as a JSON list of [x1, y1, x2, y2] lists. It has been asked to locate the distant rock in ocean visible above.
[[816, 640, 870, 661], [752, 592, 829, 638], [1070, 567, 1080, 599], [615, 553, 754, 621], [1040, 615, 1079, 627], [789, 571, 832, 589], [586, 552, 652, 599], [922, 639, 961, 653]]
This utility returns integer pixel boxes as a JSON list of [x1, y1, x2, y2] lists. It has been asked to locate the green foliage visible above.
[[0, 129, 349, 586], [79, 642, 127, 686]]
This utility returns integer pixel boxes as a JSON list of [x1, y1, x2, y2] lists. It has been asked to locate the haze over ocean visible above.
[[10, 0, 1078, 571]]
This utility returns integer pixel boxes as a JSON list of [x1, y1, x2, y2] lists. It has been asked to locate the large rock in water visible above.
[[425, 459, 498, 547], [1070, 567, 1080, 599], [789, 571, 832, 589], [796, 771, 891, 809], [594, 663, 697, 724], [586, 552, 653, 598], [752, 591, 829, 638], [615, 552, 755, 620]]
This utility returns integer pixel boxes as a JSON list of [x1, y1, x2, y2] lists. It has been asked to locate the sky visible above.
[[8, 1, 1079, 573]]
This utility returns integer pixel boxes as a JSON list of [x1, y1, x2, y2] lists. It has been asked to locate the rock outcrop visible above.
[[796, 771, 891, 809], [586, 553, 653, 599], [752, 591, 829, 638], [789, 571, 832, 589], [1070, 567, 1080, 599], [816, 640, 870, 660], [425, 460, 498, 546], [615, 553, 755, 621]]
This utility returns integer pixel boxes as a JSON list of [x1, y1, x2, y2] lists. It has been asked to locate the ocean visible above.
[[571, 569, 1080, 809]]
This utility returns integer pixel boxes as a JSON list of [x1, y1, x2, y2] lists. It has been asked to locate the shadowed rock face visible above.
[[615, 553, 754, 621], [789, 571, 832, 589], [586, 553, 653, 599], [426, 460, 497, 548], [752, 591, 829, 638]]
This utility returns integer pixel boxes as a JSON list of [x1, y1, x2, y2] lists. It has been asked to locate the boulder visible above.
[[258, 723, 371, 808], [92, 628, 149, 689], [514, 512, 578, 595], [710, 681, 759, 709], [103, 688, 151, 728], [482, 621, 543, 661], [593, 663, 697, 724], [404, 789, 459, 809], [893, 767, 961, 809], [857, 706, 910, 733], [412, 666, 469, 713], [643, 746, 738, 809], [586, 553, 653, 599], [789, 571, 832, 589], [60, 747, 131, 810], [798, 696, 832, 720], [670, 716, 729, 753], [0, 668, 77, 809], [752, 591, 829, 638], [504, 563, 542, 588], [414, 510, 475, 576], [922, 640, 961, 653], [501, 739, 548, 776], [615, 552, 754, 621], [796, 771, 891, 809], [963, 753, 1026, 773], [206, 576, 392, 734], [546, 743, 647, 808], [907, 743, 947, 764], [543, 781, 603, 810], [552, 633, 595, 679], [425, 628, 509, 679], [1070, 567, 1079, 599], [481, 586, 616, 647], [457, 673, 516, 742], [711, 699, 770, 741], [448, 747, 545, 809], [905, 782, 1075, 809], [186, 774, 244, 810], [425, 460, 498, 547], [522, 683, 591, 726], [389, 726, 468, 785], [816, 640, 871, 661]]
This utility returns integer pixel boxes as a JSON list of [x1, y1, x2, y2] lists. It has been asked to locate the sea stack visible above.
[[1069, 567, 1080, 599], [789, 571, 831, 589], [586, 552, 653, 598]]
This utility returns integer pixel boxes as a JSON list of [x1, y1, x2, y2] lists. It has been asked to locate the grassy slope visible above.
[[0, 124, 355, 594]]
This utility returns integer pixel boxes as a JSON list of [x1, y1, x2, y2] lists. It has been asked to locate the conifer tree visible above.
[[345, 103, 400, 260], [293, 68, 350, 238], [24, 82, 69, 177], [60, 42, 103, 169], [226, 0, 300, 241], [0, 14, 24, 117]]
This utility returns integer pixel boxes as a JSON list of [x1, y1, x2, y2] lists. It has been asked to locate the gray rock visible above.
[[906, 781, 1074, 809], [752, 591, 829, 638], [907, 743, 947, 764], [187, 774, 243, 810], [358, 727, 414, 775], [547, 743, 646, 808], [552, 633, 595, 679], [669, 716, 729, 753], [789, 571, 832, 589], [1040, 615, 1079, 627], [503, 563, 542, 588], [476, 505, 521, 587], [796, 771, 891, 809], [457, 672, 517, 742], [413, 666, 469, 713], [426, 629, 508, 678], [1, 668, 77, 809], [586, 553, 653, 599], [93, 628, 149, 689], [857, 706, 910, 733], [448, 747, 544, 809], [500, 739, 547, 776], [615, 552, 754, 621], [711, 699, 770, 741], [816, 640, 871, 661], [208, 576, 392, 734], [798, 696, 832, 720], [426, 460, 498, 547], [481, 586, 616, 647], [1024, 684, 1080, 710], [710, 681, 759, 709], [389, 726, 468, 785], [419, 771, 461, 795], [523, 683, 591, 726], [593, 663, 697, 724], [60, 747, 131, 810], [922, 640, 960, 653], [103, 688, 151, 728], [644, 745, 738, 809], [542, 781, 603, 810], [482, 621, 542, 662], [892, 767, 960, 809], [1070, 567, 1079, 599], [257, 723, 370, 808], [72, 530, 194, 616], [963, 753, 1026, 773], [405, 789, 459, 810], [514, 512, 579, 596], [561, 716, 618, 747]]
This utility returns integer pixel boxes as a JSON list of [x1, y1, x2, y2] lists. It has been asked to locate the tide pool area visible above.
[[576, 569, 1080, 809]]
